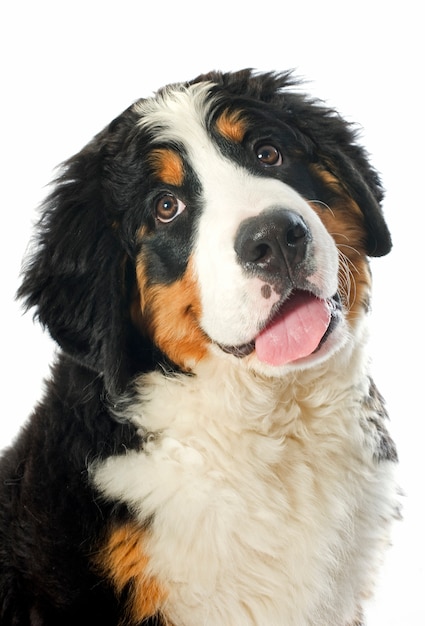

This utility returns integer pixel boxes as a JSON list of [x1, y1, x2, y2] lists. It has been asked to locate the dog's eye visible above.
[[256, 144, 282, 167], [155, 193, 186, 223]]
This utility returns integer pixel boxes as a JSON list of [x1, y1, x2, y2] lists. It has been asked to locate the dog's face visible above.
[[19, 70, 391, 389], [132, 83, 344, 374]]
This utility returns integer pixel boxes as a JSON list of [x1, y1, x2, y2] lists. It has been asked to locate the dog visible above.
[[0, 69, 399, 625]]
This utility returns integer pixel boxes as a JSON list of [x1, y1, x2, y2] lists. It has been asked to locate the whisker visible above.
[[337, 250, 358, 311], [336, 242, 362, 258], [308, 199, 335, 217], [338, 251, 360, 275]]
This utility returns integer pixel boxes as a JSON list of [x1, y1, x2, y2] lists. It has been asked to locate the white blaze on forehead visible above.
[[134, 84, 339, 347], [134, 82, 216, 143]]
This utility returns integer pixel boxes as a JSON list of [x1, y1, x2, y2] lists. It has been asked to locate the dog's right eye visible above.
[[155, 193, 186, 223], [255, 143, 283, 167]]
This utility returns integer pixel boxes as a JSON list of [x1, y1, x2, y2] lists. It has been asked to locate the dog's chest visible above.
[[92, 367, 379, 624]]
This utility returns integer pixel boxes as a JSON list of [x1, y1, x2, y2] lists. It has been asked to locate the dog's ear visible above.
[[18, 109, 150, 394], [316, 140, 392, 257]]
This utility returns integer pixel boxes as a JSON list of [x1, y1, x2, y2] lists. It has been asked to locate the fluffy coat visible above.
[[0, 69, 398, 625]]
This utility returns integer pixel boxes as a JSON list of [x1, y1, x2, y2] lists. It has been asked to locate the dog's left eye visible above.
[[155, 193, 186, 223], [255, 143, 282, 167]]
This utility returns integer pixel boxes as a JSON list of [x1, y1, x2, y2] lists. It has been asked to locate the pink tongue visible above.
[[255, 291, 331, 366]]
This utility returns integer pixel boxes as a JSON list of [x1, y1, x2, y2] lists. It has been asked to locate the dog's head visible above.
[[19, 69, 391, 392]]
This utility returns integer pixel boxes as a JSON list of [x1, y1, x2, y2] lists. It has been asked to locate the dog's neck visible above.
[[124, 325, 371, 441]]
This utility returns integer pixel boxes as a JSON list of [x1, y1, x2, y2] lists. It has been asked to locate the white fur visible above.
[[93, 335, 397, 625]]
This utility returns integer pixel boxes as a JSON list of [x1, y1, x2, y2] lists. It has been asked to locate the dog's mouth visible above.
[[219, 290, 342, 366]]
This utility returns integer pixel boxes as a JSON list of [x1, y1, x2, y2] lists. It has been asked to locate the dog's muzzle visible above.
[[218, 206, 342, 366]]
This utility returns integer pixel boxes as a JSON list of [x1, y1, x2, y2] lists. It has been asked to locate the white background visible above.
[[1, 2, 423, 623]]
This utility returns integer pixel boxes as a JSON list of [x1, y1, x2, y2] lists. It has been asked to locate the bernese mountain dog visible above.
[[0, 69, 399, 625]]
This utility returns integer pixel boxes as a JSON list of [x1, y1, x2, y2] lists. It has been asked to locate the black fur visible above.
[[0, 358, 144, 624], [0, 69, 392, 624]]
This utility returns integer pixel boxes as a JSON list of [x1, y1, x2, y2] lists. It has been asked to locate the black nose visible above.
[[234, 208, 311, 276]]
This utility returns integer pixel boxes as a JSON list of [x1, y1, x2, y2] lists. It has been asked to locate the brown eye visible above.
[[256, 144, 282, 166], [155, 193, 186, 223]]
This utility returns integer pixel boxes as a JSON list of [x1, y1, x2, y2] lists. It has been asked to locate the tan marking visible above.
[[96, 522, 167, 622], [216, 108, 247, 142], [135, 224, 150, 242], [310, 167, 344, 192], [149, 148, 185, 186], [309, 165, 372, 324], [133, 256, 209, 369]]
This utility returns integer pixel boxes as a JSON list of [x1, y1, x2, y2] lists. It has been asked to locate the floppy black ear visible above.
[[18, 110, 149, 394], [317, 142, 392, 257]]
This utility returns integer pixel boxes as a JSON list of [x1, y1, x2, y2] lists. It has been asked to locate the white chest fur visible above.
[[92, 355, 397, 625]]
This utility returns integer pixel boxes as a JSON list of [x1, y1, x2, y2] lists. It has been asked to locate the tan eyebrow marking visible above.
[[149, 148, 185, 186], [216, 108, 247, 143]]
